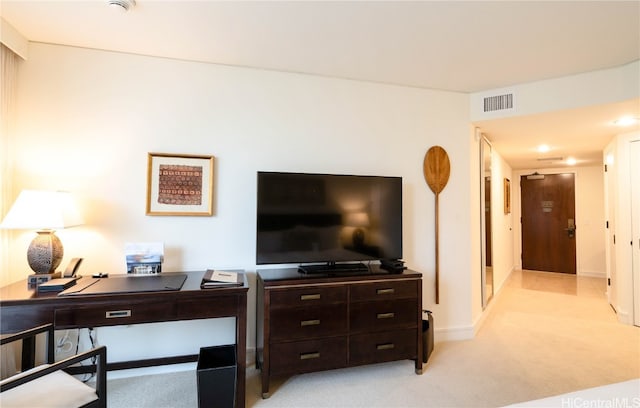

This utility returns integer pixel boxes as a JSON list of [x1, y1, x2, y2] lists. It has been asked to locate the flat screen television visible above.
[[256, 171, 402, 273]]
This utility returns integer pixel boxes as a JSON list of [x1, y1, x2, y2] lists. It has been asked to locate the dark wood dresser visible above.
[[256, 266, 423, 398]]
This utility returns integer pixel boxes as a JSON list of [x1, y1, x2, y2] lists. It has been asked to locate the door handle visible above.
[[564, 218, 576, 238]]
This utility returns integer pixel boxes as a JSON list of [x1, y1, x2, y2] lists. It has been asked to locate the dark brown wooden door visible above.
[[521, 173, 576, 274]]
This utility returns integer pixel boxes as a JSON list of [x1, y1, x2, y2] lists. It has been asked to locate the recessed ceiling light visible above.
[[606, 154, 615, 165], [566, 157, 577, 166], [613, 116, 639, 127], [537, 144, 550, 153]]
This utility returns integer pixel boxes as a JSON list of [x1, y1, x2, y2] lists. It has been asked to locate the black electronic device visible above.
[[380, 259, 407, 273], [256, 171, 403, 273], [37, 277, 78, 292], [63, 257, 83, 278], [35, 257, 84, 290]]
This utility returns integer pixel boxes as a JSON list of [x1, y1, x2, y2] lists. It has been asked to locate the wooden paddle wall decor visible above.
[[423, 146, 450, 304]]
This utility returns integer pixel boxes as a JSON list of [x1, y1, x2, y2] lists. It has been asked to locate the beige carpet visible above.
[[108, 270, 640, 407]]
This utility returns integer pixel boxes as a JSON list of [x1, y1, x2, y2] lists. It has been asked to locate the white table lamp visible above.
[[1, 190, 83, 276]]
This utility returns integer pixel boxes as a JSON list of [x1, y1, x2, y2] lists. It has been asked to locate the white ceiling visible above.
[[1, 0, 639, 169]]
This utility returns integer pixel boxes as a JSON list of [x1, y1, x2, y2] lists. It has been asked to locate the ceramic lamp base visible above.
[[27, 230, 64, 274]]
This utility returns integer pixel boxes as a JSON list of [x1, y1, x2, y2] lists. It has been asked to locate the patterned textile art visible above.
[[158, 164, 203, 205]]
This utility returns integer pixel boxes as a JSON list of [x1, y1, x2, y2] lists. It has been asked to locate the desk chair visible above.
[[0, 324, 107, 408]]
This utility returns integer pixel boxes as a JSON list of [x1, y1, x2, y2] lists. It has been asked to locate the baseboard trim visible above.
[[578, 270, 606, 278], [472, 298, 496, 336], [616, 310, 632, 325], [434, 325, 475, 342], [472, 266, 515, 336]]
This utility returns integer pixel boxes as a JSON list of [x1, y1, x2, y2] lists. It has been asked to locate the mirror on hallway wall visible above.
[[480, 135, 494, 308]]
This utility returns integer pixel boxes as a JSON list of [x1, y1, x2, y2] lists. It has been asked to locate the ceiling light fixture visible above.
[[108, 0, 136, 12], [613, 116, 639, 127], [537, 144, 550, 153], [606, 154, 615, 165], [566, 157, 577, 166]]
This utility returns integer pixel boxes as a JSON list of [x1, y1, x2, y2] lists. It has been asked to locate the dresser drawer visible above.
[[55, 302, 174, 327], [270, 285, 347, 309], [350, 299, 418, 333], [350, 280, 418, 302], [270, 337, 347, 375], [271, 304, 348, 341], [349, 328, 417, 365]]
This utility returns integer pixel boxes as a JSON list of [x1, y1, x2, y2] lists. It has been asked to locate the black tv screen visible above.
[[256, 172, 402, 268]]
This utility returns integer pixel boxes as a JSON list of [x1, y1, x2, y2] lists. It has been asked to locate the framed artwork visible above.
[[504, 178, 511, 214], [146, 152, 214, 216]]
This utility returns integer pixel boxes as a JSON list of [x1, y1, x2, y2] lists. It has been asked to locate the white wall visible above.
[[604, 131, 640, 325], [2, 43, 475, 370], [576, 166, 607, 276], [470, 61, 640, 121], [491, 150, 515, 290]]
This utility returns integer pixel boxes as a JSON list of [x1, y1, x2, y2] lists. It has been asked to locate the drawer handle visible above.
[[377, 343, 395, 351], [377, 312, 395, 319], [300, 352, 320, 360], [106, 310, 131, 319], [300, 319, 321, 327], [376, 288, 395, 295], [300, 294, 321, 301]]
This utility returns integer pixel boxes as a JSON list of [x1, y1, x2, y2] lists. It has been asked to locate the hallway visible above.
[[467, 268, 639, 404], [506, 269, 606, 298]]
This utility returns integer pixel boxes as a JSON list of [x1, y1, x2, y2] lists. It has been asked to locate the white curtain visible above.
[[1, 42, 20, 378], [1, 43, 19, 279]]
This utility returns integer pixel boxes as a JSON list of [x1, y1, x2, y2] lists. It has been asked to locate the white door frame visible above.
[[630, 140, 640, 326]]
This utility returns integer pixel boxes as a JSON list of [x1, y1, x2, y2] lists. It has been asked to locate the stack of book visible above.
[[201, 269, 244, 289]]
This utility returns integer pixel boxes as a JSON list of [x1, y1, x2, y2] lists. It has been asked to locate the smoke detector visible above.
[[108, 0, 136, 12]]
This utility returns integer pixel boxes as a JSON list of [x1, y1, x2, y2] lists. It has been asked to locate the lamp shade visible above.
[[345, 211, 370, 228], [1, 190, 83, 230], [1, 190, 83, 275]]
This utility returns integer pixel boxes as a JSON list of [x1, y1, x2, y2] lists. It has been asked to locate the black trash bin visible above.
[[422, 310, 434, 364], [197, 345, 237, 408]]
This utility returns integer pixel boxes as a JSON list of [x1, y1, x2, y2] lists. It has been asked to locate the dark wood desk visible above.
[[0, 271, 249, 408]]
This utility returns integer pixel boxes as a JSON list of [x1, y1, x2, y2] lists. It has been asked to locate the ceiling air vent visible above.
[[537, 157, 563, 162], [483, 93, 514, 113]]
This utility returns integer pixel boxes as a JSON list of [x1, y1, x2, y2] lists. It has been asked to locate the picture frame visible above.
[[504, 178, 511, 214], [146, 152, 214, 216]]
